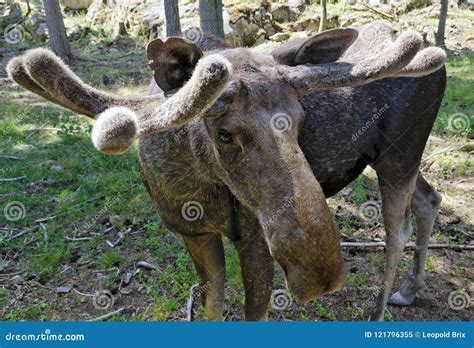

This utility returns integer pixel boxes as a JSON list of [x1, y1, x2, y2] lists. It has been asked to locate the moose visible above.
[[7, 20, 446, 321]]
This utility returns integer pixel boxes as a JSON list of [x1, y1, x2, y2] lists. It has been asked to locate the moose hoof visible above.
[[388, 291, 413, 306], [92, 107, 138, 154]]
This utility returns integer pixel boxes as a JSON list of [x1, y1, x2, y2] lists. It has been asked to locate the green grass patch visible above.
[[436, 55, 474, 137]]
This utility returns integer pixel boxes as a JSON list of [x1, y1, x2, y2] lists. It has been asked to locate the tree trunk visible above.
[[199, 0, 224, 38], [43, 0, 73, 63], [436, 0, 448, 47], [319, 0, 327, 33], [164, 0, 181, 37], [118, 22, 127, 36]]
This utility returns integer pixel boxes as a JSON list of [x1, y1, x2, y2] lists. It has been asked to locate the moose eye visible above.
[[217, 129, 234, 144]]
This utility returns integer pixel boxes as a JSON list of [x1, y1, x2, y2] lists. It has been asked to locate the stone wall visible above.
[[83, 0, 341, 46]]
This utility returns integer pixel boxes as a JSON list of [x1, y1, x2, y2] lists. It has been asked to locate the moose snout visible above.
[[256, 137, 347, 304], [283, 256, 346, 303], [266, 225, 346, 304]]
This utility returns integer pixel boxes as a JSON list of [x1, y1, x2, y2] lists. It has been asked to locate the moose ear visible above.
[[272, 28, 358, 66], [147, 37, 203, 92]]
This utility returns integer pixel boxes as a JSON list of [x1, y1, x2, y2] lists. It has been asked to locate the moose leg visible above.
[[183, 233, 226, 321], [369, 172, 418, 321], [234, 234, 274, 321], [389, 173, 441, 306]]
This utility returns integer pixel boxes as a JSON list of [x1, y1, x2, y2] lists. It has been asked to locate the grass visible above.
[[0, 20, 472, 321], [435, 55, 474, 137]]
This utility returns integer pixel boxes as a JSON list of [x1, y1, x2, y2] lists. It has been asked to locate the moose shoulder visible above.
[[8, 20, 446, 321]]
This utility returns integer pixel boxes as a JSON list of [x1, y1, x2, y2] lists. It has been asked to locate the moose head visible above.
[[8, 21, 445, 303]]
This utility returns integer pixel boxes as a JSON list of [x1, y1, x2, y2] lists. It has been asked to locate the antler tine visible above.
[[8, 48, 232, 155], [281, 30, 422, 95], [7, 56, 88, 116], [396, 47, 447, 78], [92, 54, 232, 154], [280, 21, 446, 96], [18, 48, 163, 118]]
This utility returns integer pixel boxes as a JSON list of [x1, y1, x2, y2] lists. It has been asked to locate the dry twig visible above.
[[186, 284, 200, 322], [0, 155, 24, 160], [358, 1, 395, 19], [0, 176, 26, 182], [341, 242, 473, 250], [34, 216, 56, 223], [1, 226, 39, 244], [88, 307, 125, 322], [65, 236, 92, 242]]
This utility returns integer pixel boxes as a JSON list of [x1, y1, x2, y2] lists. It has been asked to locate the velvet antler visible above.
[[278, 21, 446, 95], [7, 49, 232, 154]]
